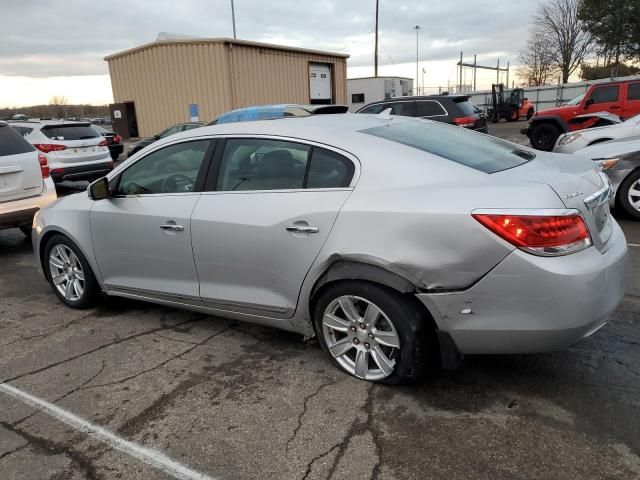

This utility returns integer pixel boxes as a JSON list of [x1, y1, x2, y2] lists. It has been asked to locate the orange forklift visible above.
[[489, 84, 535, 122]]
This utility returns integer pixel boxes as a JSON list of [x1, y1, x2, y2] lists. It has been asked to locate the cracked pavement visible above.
[[0, 194, 639, 478]]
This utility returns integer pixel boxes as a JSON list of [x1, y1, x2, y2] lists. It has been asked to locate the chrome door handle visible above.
[[160, 224, 184, 232], [285, 225, 319, 234]]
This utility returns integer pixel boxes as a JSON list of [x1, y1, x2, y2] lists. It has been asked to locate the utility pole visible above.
[[374, 0, 379, 77], [473, 54, 477, 92], [415, 25, 420, 95], [459, 51, 463, 93], [231, 0, 237, 39], [422, 68, 426, 95]]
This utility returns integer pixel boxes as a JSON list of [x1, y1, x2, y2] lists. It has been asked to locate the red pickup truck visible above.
[[521, 79, 640, 151]]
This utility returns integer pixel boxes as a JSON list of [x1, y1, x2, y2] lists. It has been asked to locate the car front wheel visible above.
[[44, 234, 100, 308], [530, 122, 561, 151], [313, 281, 434, 384]]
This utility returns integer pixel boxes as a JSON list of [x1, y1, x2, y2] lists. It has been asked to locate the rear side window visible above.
[[307, 148, 354, 188], [0, 125, 35, 156], [589, 85, 619, 104], [417, 100, 446, 117], [361, 120, 534, 174], [9, 126, 33, 137], [41, 124, 100, 140], [358, 103, 388, 114], [627, 83, 640, 101]]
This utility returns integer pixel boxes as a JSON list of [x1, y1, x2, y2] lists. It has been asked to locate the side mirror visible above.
[[88, 177, 110, 200], [585, 97, 594, 108], [153, 134, 160, 140]]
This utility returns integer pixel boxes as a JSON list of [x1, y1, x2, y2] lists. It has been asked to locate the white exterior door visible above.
[[309, 63, 332, 102]]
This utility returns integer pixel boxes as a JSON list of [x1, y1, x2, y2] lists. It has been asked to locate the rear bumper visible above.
[[0, 177, 57, 229], [50, 161, 113, 182], [416, 221, 627, 355]]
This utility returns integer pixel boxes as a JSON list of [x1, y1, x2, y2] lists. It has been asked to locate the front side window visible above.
[[183, 124, 202, 132], [217, 139, 311, 191], [116, 140, 209, 195], [388, 101, 417, 117], [589, 85, 620, 104], [358, 103, 387, 114]]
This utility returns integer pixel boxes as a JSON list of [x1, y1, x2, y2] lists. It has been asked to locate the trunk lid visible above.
[[494, 152, 613, 251], [0, 125, 43, 203]]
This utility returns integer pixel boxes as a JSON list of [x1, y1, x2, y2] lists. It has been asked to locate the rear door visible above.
[[191, 137, 356, 317], [0, 124, 43, 203]]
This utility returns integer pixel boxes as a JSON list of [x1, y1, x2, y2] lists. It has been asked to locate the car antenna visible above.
[[377, 108, 393, 121]]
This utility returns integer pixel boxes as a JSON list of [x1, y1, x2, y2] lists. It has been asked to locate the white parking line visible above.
[[629, 243, 640, 247], [0, 383, 215, 480]]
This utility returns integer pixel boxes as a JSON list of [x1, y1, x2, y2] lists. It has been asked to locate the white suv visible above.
[[10, 120, 113, 183], [0, 121, 57, 235]]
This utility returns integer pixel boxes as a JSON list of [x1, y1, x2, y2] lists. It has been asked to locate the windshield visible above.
[[566, 94, 585, 106], [361, 120, 534, 174]]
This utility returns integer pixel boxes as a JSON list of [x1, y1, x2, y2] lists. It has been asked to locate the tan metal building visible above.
[[105, 38, 349, 138]]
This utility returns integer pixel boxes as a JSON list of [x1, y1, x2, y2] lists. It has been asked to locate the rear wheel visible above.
[[44, 234, 100, 308], [506, 107, 518, 122], [530, 122, 561, 151], [617, 169, 640, 220], [313, 281, 435, 384]]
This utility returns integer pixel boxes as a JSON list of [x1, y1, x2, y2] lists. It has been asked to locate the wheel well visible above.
[[531, 118, 563, 132], [308, 261, 438, 331], [615, 165, 640, 205], [38, 230, 71, 280]]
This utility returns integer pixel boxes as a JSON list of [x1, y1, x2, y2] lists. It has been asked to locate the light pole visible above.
[[414, 25, 420, 95], [231, 0, 237, 39]]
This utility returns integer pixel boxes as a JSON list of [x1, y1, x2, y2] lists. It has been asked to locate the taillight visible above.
[[38, 152, 50, 179], [33, 144, 67, 153], [472, 210, 591, 256], [113, 135, 122, 143], [98, 139, 108, 147], [453, 116, 476, 128]]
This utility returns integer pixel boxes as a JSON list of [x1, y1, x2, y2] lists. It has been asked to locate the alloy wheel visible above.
[[628, 178, 640, 213], [322, 295, 401, 381], [48, 244, 85, 301]]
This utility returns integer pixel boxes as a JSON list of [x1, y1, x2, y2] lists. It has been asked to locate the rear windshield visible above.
[[453, 98, 481, 116], [41, 124, 100, 141], [0, 124, 35, 156], [361, 120, 534, 174]]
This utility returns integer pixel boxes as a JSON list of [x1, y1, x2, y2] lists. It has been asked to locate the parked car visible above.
[[0, 121, 57, 235], [572, 137, 640, 219], [522, 79, 640, 151], [127, 122, 204, 157], [10, 120, 112, 183], [208, 104, 349, 125], [92, 125, 123, 160], [32, 114, 626, 384], [554, 114, 640, 153], [356, 95, 488, 132]]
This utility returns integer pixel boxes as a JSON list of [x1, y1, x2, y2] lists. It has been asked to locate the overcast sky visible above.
[[0, 0, 539, 106]]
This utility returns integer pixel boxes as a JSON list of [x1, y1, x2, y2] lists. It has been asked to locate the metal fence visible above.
[[464, 74, 640, 113]]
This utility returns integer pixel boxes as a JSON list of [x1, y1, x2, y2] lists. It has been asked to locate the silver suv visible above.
[[0, 122, 57, 235], [10, 120, 113, 183]]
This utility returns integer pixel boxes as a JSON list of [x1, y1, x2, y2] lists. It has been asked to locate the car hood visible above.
[[534, 104, 579, 118]]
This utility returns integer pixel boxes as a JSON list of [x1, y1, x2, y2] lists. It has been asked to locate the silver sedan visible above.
[[32, 114, 627, 384]]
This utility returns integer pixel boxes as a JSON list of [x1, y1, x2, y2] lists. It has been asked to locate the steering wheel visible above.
[[162, 173, 194, 193]]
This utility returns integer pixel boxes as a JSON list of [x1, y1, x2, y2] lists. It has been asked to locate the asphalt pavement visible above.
[[0, 120, 639, 479]]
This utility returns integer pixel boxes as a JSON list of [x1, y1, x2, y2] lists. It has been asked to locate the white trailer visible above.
[[347, 77, 413, 111]]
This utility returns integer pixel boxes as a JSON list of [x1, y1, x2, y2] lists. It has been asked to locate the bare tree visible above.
[[518, 34, 558, 86], [535, 0, 593, 83], [49, 95, 69, 106]]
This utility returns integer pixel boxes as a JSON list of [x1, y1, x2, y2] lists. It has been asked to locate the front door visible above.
[[584, 84, 621, 116], [90, 139, 213, 298], [191, 137, 356, 316]]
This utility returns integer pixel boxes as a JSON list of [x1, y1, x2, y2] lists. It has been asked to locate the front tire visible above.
[[617, 169, 640, 220], [530, 122, 561, 151], [44, 234, 100, 308], [313, 281, 435, 384]]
